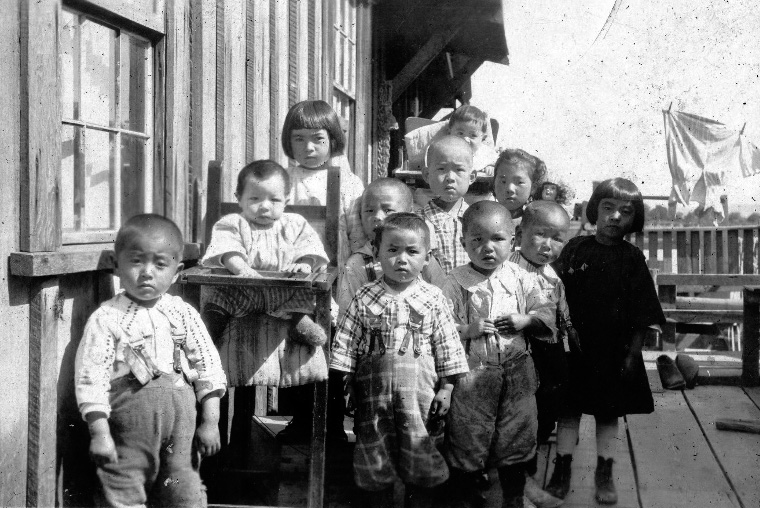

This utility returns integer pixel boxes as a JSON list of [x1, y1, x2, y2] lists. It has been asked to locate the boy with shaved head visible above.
[[421, 135, 477, 274], [442, 201, 556, 508], [75, 214, 227, 507]]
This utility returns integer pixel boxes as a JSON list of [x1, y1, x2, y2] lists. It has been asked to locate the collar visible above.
[[426, 198, 467, 218], [361, 278, 433, 317], [450, 263, 517, 296]]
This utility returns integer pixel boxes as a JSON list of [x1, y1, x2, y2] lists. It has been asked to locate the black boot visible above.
[[595, 456, 618, 505], [544, 454, 572, 500], [498, 463, 527, 508]]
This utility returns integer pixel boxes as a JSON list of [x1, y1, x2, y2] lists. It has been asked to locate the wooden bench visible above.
[[656, 273, 760, 386]]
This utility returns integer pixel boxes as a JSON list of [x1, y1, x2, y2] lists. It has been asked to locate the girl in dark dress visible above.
[[545, 178, 665, 505]]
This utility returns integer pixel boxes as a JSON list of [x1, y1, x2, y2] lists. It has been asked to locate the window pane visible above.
[[84, 129, 117, 230], [120, 35, 151, 131], [81, 19, 117, 126], [61, 10, 79, 120], [61, 125, 77, 231], [121, 135, 146, 221]]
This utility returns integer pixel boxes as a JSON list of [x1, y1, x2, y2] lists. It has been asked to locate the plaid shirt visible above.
[[330, 279, 468, 378], [509, 251, 571, 347], [421, 199, 469, 274]]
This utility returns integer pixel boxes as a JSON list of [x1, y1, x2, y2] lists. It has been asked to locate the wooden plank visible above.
[[744, 386, 760, 409], [743, 229, 755, 274], [224, 0, 247, 197], [325, 166, 340, 264], [178, 266, 339, 291], [656, 274, 760, 287], [634, 231, 644, 252], [153, 34, 167, 215], [742, 287, 760, 386], [719, 230, 728, 274], [269, 0, 290, 165], [296, 0, 309, 101], [543, 415, 638, 508], [685, 387, 760, 508], [703, 229, 716, 273], [727, 229, 739, 275], [308, 289, 332, 508], [663, 230, 673, 273], [247, 0, 270, 161], [691, 230, 701, 274], [9, 243, 202, 277], [677, 230, 689, 274], [662, 309, 744, 323], [26, 278, 60, 507], [353, 1, 373, 183], [72, 0, 166, 34], [627, 390, 741, 507], [715, 418, 760, 434], [19, 0, 62, 252], [648, 231, 659, 270]]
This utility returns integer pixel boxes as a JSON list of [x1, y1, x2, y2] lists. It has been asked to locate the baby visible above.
[[75, 214, 227, 507], [200, 160, 329, 346], [447, 104, 498, 177]]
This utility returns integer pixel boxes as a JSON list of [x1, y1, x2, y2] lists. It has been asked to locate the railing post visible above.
[[742, 286, 760, 386]]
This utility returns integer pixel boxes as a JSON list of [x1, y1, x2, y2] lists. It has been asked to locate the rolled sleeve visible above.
[[430, 299, 469, 377], [183, 304, 227, 401], [75, 310, 117, 419], [522, 276, 557, 342], [201, 214, 248, 268]]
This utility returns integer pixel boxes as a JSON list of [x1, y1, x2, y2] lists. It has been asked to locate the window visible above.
[[60, 7, 154, 244], [332, 0, 357, 165]]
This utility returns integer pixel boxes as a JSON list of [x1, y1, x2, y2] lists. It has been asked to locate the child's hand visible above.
[[464, 319, 497, 340], [494, 314, 532, 335], [195, 421, 221, 458], [621, 353, 637, 382], [89, 431, 118, 466], [236, 266, 259, 278], [287, 262, 313, 274], [567, 327, 582, 353], [430, 384, 453, 418]]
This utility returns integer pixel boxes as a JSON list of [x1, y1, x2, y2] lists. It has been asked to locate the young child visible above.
[[200, 160, 330, 347], [75, 214, 227, 507], [508, 201, 576, 508], [442, 200, 556, 508], [447, 104, 498, 177], [421, 135, 477, 274], [282, 99, 366, 266], [331, 213, 469, 508], [547, 178, 665, 505]]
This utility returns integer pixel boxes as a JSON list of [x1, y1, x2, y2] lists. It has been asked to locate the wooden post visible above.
[[742, 286, 760, 386], [308, 290, 331, 508]]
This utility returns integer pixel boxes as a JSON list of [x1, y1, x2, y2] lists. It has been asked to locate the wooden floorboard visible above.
[[627, 390, 741, 508], [744, 386, 760, 410], [684, 386, 760, 508]]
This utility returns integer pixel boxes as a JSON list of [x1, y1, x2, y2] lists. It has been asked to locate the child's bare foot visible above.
[[291, 314, 327, 346]]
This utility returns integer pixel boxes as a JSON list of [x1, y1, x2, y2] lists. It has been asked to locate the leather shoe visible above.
[[675, 353, 699, 389], [656, 355, 685, 390]]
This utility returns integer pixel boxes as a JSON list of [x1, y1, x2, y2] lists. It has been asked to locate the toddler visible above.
[[547, 178, 665, 505], [447, 104, 498, 177], [442, 201, 555, 508], [331, 213, 468, 508], [508, 200, 576, 508], [200, 160, 330, 347], [421, 135, 477, 274], [75, 214, 227, 507]]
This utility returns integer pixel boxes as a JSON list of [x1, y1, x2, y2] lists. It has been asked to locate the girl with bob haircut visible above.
[[281, 99, 346, 159], [585, 177, 646, 234]]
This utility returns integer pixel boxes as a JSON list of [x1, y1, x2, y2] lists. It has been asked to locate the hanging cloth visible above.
[[663, 110, 760, 223]]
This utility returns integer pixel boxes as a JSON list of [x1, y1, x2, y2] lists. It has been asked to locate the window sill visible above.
[[9, 243, 202, 277]]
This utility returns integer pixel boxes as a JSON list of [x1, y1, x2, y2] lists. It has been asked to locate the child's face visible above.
[[115, 232, 183, 306], [290, 128, 331, 169], [596, 198, 635, 244], [541, 184, 558, 201], [449, 121, 487, 149], [494, 161, 534, 213], [520, 213, 569, 265], [236, 176, 288, 226], [375, 228, 429, 291], [423, 143, 475, 203], [461, 215, 512, 275], [361, 188, 410, 241]]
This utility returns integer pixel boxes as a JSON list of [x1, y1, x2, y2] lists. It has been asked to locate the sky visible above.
[[470, 0, 760, 214]]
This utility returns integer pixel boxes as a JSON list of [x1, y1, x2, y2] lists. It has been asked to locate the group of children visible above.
[[74, 100, 664, 508]]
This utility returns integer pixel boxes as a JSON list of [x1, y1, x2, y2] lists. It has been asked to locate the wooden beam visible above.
[[26, 278, 60, 507], [390, 22, 464, 102], [420, 56, 485, 117], [269, 0, 289, 165], [19, 0, 62, 252], [246, 0, 270, 160]]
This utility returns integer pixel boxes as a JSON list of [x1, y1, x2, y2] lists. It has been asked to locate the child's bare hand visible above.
[[195, 421, 221, 457], [287, 262, 313, 274], [89, 432, 118, 466], [464, 319, 497, 340], [567, 327, 582, 353], [236, 266, 259, 278], [430, 386, 453, 418], [494, 314, 531, 335]]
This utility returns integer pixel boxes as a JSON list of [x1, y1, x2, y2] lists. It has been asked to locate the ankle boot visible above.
[[498, 464, 527, 508], [594, 456, 618, 505], [544, 454, 572, 500], [524, 474, 564, 508]]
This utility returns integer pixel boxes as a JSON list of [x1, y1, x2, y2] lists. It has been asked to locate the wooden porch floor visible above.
[[213, 373, 760, 508]]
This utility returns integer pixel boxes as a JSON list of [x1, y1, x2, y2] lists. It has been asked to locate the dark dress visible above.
[[554, 235, 665, 417]]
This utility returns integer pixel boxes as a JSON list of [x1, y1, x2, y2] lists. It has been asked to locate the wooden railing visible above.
[[628, 226, 760, 274]]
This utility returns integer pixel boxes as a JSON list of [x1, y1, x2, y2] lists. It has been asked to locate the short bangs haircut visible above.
[[461, 200, 514, 235], [363, 178, 415, 211], [115, 213, 184, 256], [236, 160, 291, 196], [281, 100, 346, 158], [448, 104, 488, 133], [586, 178, 645, 233], [373, 212, 431, 251]]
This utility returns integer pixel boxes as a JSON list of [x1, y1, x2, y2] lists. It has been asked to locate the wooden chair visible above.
[[178, 160, 340, 508]]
